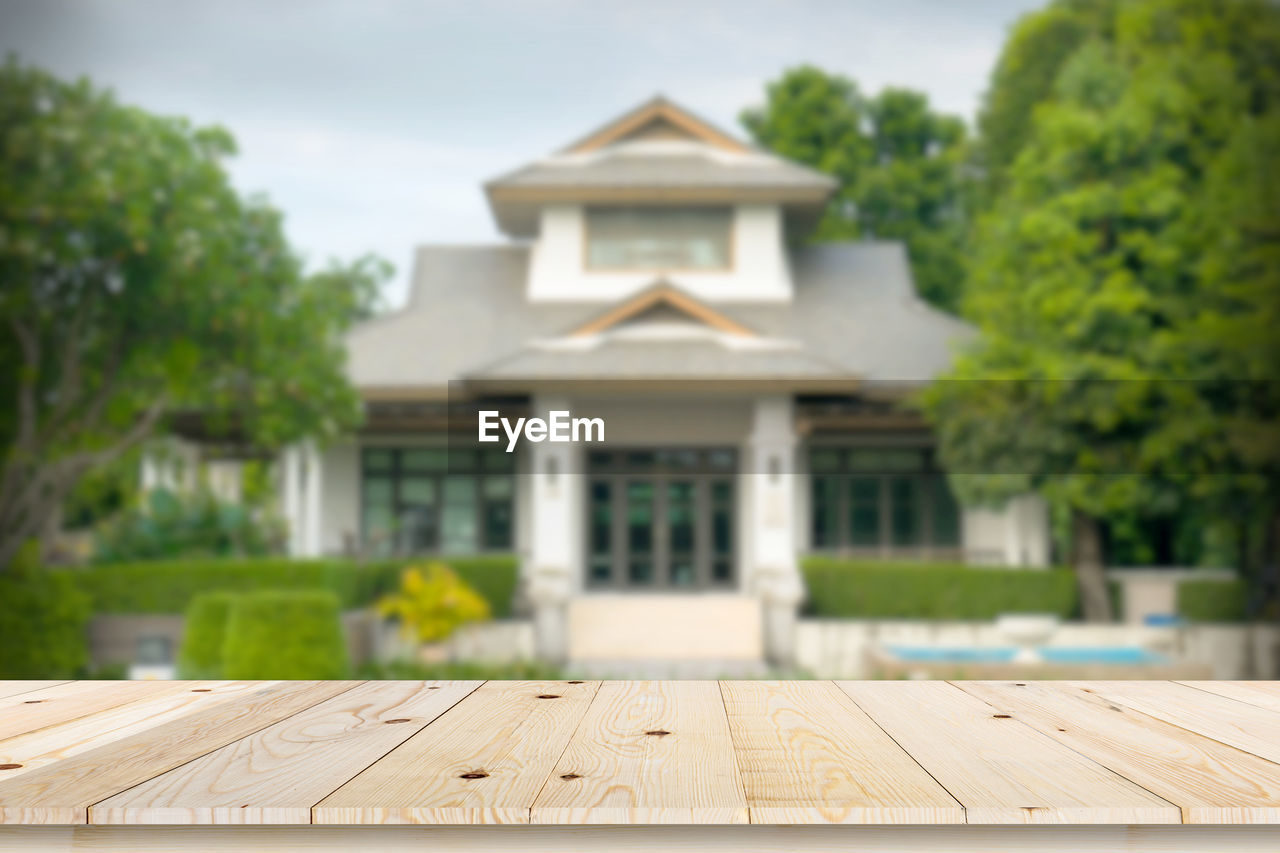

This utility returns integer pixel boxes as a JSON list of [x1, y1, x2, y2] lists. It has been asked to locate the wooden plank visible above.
[[92, 681, 479, 824], [0, 682, 183, 742], [0, 683, 69, 702], [0, 681, 360, 824], [721, 681, 962, 824], [1076, 682, 1280, 765], [315, 680, 598, 825], [3, 825, 1280, 853], [0, 682, 272, 781], [836, 681, 1180, 824], [530, 681, 748, 824], [956, 681, 1280, 824], [1177, 682, 1280, 714]]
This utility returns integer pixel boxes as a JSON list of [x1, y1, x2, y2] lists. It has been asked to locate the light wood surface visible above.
[[721, 680, 963, 824], [955, 680, 1280, 824], [836, 681, 1181, 824], [0, 680, 1278, 830], [316, 680, 597, 824], [531, 681, 748, 824]]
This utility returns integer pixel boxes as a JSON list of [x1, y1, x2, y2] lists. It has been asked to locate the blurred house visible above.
[[154, 97, 1050, 665]]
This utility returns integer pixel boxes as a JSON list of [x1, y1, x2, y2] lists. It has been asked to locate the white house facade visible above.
[[262, 97, 1050, 665]]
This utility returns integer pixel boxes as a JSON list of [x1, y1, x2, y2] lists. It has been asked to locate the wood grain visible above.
[[0, 682, 182, 743], [721, 680, 963, 824], [1177, 682, 1280, 714], [0, 681, 360, 824], [531, 681, 748, 824], [837, 681, 1181, 824], [0, 683, 69, 702], [1074, 682, 1280, 765], [956, 681, 1280, 824], [92, 681, 479, 824], [315, 680, 598, 825], [0, 682, 270, 781]]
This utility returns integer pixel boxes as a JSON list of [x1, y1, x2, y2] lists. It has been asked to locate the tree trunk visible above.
[[1072, 510, 1114, 622]]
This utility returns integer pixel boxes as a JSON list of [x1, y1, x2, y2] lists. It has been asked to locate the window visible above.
[[361, 448, 514, 555], [585, 206, 732, 270], [809, 447, 960, 552]]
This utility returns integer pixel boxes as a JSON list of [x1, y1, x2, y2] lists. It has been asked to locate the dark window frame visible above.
[[359, 447, 515, 556]]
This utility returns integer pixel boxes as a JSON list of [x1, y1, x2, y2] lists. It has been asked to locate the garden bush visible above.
[[1177, 578, 1250, 622], [221, 590, 349, 679], [176, 592, 238, 678], [93, 487, 284, 562], [0, 544, 92, 678], [378, 563, 491, 643], [801, 556, 1080, 620], [66, 553, 519, 617]]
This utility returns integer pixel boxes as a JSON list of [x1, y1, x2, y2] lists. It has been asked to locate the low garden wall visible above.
[[795, 619, 1280, 679]]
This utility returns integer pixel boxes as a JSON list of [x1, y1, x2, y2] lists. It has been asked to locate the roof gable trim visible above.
[[568, 282, 755, 338], [561, 96, 750, 155]]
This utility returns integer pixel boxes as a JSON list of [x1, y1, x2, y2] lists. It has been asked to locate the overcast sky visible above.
[[2, 0, 1043, 305]]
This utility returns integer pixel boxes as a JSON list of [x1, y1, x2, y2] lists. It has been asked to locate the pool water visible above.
[[885, 645, 1170, 665]]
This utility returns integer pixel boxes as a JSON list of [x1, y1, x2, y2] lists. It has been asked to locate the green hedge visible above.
[[801, 556, 1080, 620], [177, 592, 238, 678], [1177, 578, 1250, 622], [222, 590, 349, 679], [0, 550, 93, 678], [65, 554, 519, 617]]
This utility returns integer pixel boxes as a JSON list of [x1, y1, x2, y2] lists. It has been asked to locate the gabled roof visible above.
[[485, 95, 837, 236], [567, 280, 755, 338], [558, 95, 750, 155], [345, 242, 975, 394]]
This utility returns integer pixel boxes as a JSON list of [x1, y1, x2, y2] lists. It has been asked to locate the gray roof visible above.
[[345, 242, 974, 391], [487, 152, 837, 192]]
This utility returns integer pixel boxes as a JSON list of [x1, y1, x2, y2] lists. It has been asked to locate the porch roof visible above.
[[344, 242, 974, 396]]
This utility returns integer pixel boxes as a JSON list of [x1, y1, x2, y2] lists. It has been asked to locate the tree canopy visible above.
[[922, 0, 1280, 619], [0, 59, 388, 570], [741, 66, 970, 312]]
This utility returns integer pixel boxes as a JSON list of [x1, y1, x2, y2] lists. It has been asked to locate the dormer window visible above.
[[585, 206, 732, 271]]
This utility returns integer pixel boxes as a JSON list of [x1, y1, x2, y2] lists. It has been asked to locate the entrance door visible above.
[[586, 449, 736, 590]]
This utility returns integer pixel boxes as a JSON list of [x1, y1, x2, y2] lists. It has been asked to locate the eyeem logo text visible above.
[[478, 410, 605, 452]]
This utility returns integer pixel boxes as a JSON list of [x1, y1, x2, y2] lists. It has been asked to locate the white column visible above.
[[282, 445, 304, 557], [526, 395, 578, 662], [304, 441, 324, 557], [746, 395, 804, 665]]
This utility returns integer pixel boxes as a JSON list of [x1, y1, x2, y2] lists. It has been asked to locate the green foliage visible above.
[[0, 59, 390, 571], [66, 554, 520, 616], [92, 488, 284, 562], [378, 563, 491, 643], [0, 543, 92, 678], [221, 590, 348, 679], [176, 591, 237, 678], [801, 556, 1080, 620], [741, 66, 970, 311], [923, 0, 1280, 616], [1177, 578, 1250, 622]]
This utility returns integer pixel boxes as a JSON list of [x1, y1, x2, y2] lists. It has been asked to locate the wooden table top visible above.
[[0, 679, 1278, 826]]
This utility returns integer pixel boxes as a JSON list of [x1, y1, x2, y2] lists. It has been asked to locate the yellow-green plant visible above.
[[377, 563, 491, 643]]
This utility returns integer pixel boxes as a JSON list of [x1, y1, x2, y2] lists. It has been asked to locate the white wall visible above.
[[526, 204, 792, 303], [962, 494, 1050, 567], [319, 441, 359, 555]]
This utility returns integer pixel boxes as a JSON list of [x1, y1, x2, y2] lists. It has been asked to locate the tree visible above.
[[741, 67, 970, 312], [924, 0, 1280, 620], [0, 59, 389, 571]]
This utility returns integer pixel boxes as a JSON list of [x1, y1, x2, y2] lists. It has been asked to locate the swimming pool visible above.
[[884, 645, 1170, 665]]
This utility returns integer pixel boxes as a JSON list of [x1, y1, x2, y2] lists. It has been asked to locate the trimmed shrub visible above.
[[222, 590, 349, 679], [1177, 578, 1250, 622], [0, 545, 92, 678], [66, 554, 519, 617], [177, 592, 238, 678], [801, 556, 1080, 620]]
